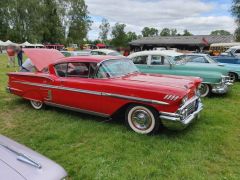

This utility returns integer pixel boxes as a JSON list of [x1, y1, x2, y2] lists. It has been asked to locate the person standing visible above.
[[17, 46, 23, 66], [6, 46, 16, 67]]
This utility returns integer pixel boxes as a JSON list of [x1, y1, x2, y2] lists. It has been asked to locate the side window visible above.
[[91, 51, 99, 55], [234, 49, 240, 55], [151, 55, 169, 65], [132, 56, 148, 65], [55, 63, 68, 77], [191, 57, 207, 63], [67, 62, 90, 78]]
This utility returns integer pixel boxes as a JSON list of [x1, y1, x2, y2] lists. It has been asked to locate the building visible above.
[[129, 35, 235, 52]]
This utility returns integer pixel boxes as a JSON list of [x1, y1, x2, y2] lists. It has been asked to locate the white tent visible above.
[[0, 40, 5, 46], [3, 40, 18, 46], [34, 43, 44, 47], [21, 41, 34, 47]]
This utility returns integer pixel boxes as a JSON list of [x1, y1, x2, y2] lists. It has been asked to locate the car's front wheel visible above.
[[30, 100, 44, 110], [229, 72, 238, 82], [199, 83, 210, 97], [125, 105, 160, 135]]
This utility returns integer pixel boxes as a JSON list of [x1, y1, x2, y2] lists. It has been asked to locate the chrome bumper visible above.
[[211, 83, 230, 94], [160, 97, 203, 130]]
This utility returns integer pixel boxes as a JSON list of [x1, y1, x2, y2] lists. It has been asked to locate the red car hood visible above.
[[120, 73, 199, 90], [23, 48, 64, 71]]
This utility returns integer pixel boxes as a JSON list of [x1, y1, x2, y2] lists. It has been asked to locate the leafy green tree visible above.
[[160, 28, 171, 36], [170, 29, 177, 36], [99, 18, 110, 43], [232, 0, 240, 41], [127, 31, 138, 42], [210, 30, 231, 35], [141, 27, 158, 37], [111, 23, 128, 47], [41, 0, 64, 44], [182, 29, 193, 36], [67, 0, 92, 45]]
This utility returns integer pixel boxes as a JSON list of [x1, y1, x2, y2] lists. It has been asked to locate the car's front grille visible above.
[[185, 99, 198, 116]]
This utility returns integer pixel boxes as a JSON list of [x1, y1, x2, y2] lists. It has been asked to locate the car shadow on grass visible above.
[[16, 99, 200, 138]]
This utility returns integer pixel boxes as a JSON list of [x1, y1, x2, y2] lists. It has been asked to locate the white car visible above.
[[90, 49, 123, 56], [221, 45, 240, 56], [0, 135, 67, 180]]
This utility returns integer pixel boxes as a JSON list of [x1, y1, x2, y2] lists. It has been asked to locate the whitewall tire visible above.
[[199, 84, 210, 97], [30, 100, 43, 110], [125, 105, 159, 135]]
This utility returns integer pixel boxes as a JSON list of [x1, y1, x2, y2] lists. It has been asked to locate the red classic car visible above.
[[7, 49, 203, 134]]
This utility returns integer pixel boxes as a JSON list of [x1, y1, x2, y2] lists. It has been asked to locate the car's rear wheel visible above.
[[125, 105, 159, 135], [30, 100, 43, 110], [199, 83, 210, 97], [229, 72, 237, 82]]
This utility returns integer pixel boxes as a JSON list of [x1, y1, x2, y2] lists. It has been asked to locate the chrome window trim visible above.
[[12, 81, 169, 106]]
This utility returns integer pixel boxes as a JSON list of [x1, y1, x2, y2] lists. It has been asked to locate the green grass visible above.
[[0, 54, 240, 179]]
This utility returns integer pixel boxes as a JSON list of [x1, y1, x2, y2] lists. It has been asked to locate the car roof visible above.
[[128, 50, 183, 58], [55, 55, 125, 64], [91, 49, 116, 54], [229, 46, 240, 49]]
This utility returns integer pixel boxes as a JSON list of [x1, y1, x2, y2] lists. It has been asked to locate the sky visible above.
[[85, 0, 236, 40]]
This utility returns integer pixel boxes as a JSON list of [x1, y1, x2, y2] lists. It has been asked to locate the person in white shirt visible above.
[[20, 58, 35, 72]]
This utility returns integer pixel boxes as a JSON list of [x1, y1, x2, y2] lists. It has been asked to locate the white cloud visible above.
[[85, 0, 236, 39]]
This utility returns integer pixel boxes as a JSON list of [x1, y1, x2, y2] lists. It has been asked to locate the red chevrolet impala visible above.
[[7, 49, 203, 134]]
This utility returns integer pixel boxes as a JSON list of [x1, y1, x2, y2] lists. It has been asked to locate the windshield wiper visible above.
[[0, 143, 42, 169]]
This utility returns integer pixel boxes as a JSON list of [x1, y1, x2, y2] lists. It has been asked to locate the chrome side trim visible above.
[[12, 81, 169, 106], [45, 101, 110, 117], [7, 73, 54, 81]]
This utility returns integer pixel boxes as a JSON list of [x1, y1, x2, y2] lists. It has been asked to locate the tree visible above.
[[170, 29, 177, 36], [127, 31, 137, 42], [41, 0, 65, 43], [231, 0, 240, 41], [210, 30, 231, 36], [66, 0, 92, 45], [160, 28, 171, 36], [99, 18, 110, 43], [141, 27, 158, 37], [182, 29, 193, 36], [111, 23, 128, 47]]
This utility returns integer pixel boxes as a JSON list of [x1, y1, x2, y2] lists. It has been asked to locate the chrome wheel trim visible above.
[[199, 84, 210, 97], [229, 73, 236, 82], [128, 106, 155, 134], [30, 100, 43, 110]]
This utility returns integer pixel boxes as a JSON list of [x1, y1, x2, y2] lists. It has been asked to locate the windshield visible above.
[[96, 59, 139, 78], [172, 55, 218, 64], [108, 51, 122, 56]]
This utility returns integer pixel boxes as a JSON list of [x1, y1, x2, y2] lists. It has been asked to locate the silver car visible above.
[[0, 135, 67, 180]]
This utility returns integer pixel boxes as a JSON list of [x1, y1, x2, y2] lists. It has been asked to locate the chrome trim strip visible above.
[[45, 101, 110, 117], [12, 81, 169, 105], [7, 73, 54, 81]]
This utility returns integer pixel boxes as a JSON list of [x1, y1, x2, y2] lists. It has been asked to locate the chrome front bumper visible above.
[[160, 97, 203, 130], [211, 82, 232, 94]]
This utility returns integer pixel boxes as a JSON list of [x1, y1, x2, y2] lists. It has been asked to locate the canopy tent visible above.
[[21, 41, 34, 47], [0, 40, 5, 46], [0, 40, 19, 46], [33, 43, 44, 47]]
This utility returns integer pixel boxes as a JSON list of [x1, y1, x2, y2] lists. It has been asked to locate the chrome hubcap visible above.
[[131, 110, 152, 130], [229, 73, 236, 81], [199, 84, 209, 97], [32, 101, 42, 107]]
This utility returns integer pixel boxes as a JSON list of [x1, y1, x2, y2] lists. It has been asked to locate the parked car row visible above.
[[5, 47, 240, 179]]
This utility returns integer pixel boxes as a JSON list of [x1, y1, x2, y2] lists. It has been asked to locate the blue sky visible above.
[[85, 0, 235, 40]]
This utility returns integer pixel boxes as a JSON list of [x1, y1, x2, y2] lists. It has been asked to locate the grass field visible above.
[[0, 54, 240, 179]]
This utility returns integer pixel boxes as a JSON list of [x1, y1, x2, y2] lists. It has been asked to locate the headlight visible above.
[[181, 95, 188, 106]]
